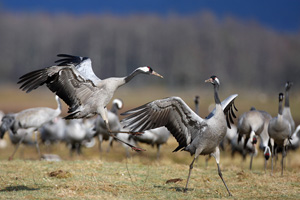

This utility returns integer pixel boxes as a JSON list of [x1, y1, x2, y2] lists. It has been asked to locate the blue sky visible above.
[[1, 0, 300, 32]]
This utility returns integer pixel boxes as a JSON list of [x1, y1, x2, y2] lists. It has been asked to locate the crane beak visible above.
[[205, 78, 213, 83], [152, 71, 164, 78]]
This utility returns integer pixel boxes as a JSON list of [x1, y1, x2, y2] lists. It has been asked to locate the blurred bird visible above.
[[237, 107, 265, 170], [268, 93, 292, 175], [39, 117, 66, 145], [0, 95, 61, 159], [225, 125, 257, 160], [130, 127, 171, 159], [121, 75, 237, 196], [282, 82, 295, 133], [64, 119, 96, 156], [288, 125, 300, 150], [18, 54, 163, 151]]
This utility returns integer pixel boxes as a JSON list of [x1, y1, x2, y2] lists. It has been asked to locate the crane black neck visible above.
[[124, 69, 141, 83], [284, 90, 290, 108], [278, 99, 283, 115], [214, 84, 221, 105]]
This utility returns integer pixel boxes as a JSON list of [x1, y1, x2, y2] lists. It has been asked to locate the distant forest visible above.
[[0, 11, 299, 91]]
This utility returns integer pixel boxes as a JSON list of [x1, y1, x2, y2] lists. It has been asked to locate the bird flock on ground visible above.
[[1, 54, 299, 196]]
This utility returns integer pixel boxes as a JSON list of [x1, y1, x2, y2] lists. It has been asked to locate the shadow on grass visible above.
[[0, 185, 40, 192]]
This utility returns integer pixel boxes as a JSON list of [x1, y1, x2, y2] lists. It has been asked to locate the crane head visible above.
[[205, 75, 220, 86], [279, 93, 284, 102], [138, 66, 163, 78]]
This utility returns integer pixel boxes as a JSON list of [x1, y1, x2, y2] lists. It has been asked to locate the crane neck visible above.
[[124, 69, 141, 83], [110, 103, 119, 115], [284, 89, 290, 108], [278, 99, 283, 116], [214, 84, 221, 105]]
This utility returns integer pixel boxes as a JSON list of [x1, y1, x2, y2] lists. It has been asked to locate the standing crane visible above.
[[18, 54, 163, 151], [121, 75, 237, 196], [0, 95, 61, 159], [268, 93, 292, 175], [282, 82, 295, 133]]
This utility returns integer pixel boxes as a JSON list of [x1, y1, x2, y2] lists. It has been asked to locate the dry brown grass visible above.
[[0, 135, 300, 199]]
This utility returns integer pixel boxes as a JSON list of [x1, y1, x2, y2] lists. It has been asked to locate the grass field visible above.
[[0, 136, 300, 200], [0, 86, 300, 199]]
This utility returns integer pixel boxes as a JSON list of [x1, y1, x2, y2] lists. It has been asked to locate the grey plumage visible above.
[[282, 82, 295, 133], [130, 127, 171, 159], [64, 119, 96, 156], [39, 117, 66, 145], [0, 95, 61, 137], [237, 107, 265, 169], [94, 99, 123, 152], [18, 54, 163, 151], [0, 95, 61, 159], [121, 75, 237, 196], [268, 93, 292, 175], [289, 125, 300, 150]]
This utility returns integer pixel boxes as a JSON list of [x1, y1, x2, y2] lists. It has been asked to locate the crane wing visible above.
[[121, 96, 207, 152], [55, 54, 101, 84], [18, 66, 97, 114], [206, 94, 238, 128]]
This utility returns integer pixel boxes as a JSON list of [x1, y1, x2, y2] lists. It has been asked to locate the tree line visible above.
[[0, 11, 299, 91]]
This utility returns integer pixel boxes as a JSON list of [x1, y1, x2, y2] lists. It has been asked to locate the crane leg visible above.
[[281, 146, 286, 176], [184, 157, 196, 193], [211, 147, 232, 196], [105, 120, 145, 152], [106, 136, 114, 153], [271, 144, 274, 175], [98, 134, 103, 152], [34, 130, 41, 159], [9, 133, 27, 160], [249, 144, 254, 170], [99, 108, 145, 152], [156, 144, 161, 160]]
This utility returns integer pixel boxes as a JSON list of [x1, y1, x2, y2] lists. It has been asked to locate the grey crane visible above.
[[18, 54, 163, 151], [268, 93, 292, 176], [121, 75, 237, 196], [282, 82, 295, 133], [39, 117, 66, 145], [237, 107, 265, 170], [0, 95, 62, 159]]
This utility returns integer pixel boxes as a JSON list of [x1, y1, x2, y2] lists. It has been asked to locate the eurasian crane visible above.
[[18, 54, 163, 151], [121, 75, 237, 196], [282, 82, 295, 133], [0, 95, 62, 159], [268, 93, 292, 175]]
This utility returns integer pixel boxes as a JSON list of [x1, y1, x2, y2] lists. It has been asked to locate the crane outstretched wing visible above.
[[18, 65, 97, 114], [121, 96, 207, 152], [206, 94, 238, 128], [55, 54, 101, 84]]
